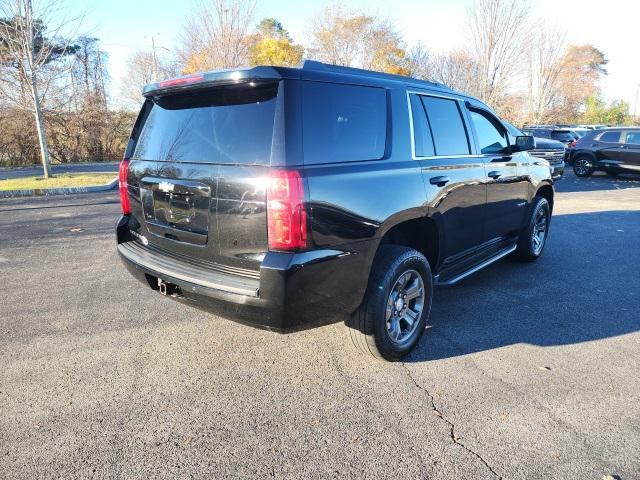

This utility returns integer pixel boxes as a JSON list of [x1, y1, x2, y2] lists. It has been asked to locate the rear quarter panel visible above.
[[301, 85, 427, 312]]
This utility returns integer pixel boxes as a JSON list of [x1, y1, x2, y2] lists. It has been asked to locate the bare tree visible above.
[[178, 0, 256, 74], [308, 4, 409, 74], [119, 50, 178, 109], [308, 4, 364, 66], [466, 0, 532, 111], [0, 0, 80, 177], [525, 24, 565, 124], [430, 50, 481, 95]]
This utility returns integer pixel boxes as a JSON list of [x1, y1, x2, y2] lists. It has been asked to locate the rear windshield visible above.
[[551, 130, 574, 141], [133, 82, 278, 164]]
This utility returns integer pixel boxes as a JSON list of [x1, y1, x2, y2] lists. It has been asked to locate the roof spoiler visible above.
[[142, 65, 298, 97]]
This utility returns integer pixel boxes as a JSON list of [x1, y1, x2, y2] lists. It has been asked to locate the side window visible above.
[[421, 96, 470, 156], [623, 131, 640, 144], [468, 110, 509, 154], [599, 131, 621, 143], [409, 94, 435, 157], [302, 81, 387, 164]]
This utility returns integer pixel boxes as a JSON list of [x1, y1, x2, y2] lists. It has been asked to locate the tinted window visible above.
[[421, 96, 470, 156], [624, 131, 640, 144], [302, 82, 386, 164], [503, 121, 524, 137], [551, 130, 574, 141], [523, 129, 544, 137], [469, 110, 509, 154], [599, 131, 621, 143], [133, 83, 278, 164], [409, 94, 435, 157]]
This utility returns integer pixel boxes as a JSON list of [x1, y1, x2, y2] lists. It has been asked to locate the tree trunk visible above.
[[29, 75, 52, 178]]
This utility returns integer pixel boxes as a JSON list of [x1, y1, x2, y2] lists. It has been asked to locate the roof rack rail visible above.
[[299, 59, 451, 90]]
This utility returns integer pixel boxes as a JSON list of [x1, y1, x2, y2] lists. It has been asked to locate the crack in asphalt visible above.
[[401, 363, 502, 479]]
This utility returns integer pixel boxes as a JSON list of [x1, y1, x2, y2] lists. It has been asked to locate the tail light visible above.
[[119, 159, 131, 215], [267, 170, 307, 251]]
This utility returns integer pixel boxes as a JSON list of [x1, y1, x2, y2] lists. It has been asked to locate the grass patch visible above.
[[0, 173, 117, 191]]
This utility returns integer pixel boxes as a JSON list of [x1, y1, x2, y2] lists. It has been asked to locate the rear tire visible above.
[[346, 245, 432, 361], [573, 156, 594, 177], [516, 196, 550, 262]]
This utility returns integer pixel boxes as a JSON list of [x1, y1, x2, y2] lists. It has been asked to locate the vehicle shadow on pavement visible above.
[[405, 209, 640, 363]]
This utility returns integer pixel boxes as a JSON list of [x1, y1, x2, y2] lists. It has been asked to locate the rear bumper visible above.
[[116, 215, 370, 331]]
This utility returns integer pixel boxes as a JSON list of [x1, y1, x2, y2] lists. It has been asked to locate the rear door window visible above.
[[599, 131, 622, 143], [302, 82, 387, 164], [420, 96, 470, 156], [409, 94, 435, 157], [133, 82, 279, 164]]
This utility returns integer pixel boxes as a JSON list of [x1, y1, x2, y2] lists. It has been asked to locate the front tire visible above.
[[516, 196, 550, 262], [573, 156, 594, 177], [346, 245, 433, 361]]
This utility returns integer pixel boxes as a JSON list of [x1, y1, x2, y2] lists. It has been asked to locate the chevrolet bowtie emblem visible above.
[[158, 181, 174, 193]]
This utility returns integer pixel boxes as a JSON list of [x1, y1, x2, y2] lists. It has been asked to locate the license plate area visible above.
[[140, 177, 212, 245]]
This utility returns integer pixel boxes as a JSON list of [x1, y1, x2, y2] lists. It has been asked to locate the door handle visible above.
[[429, 176, 450, 186], [487, 171, 502, 179]]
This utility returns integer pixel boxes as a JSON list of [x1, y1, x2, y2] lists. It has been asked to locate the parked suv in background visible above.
[[116, 61, 554, 360], [567, 127, 640, 177], [522, 127, 579, 146], [504, 122, 565, 179]]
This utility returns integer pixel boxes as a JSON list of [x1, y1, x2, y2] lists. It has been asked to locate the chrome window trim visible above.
[[406, 90, 482, 161]]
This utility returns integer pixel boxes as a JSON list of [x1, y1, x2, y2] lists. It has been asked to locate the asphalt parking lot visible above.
[[1, 171, 639, 479]]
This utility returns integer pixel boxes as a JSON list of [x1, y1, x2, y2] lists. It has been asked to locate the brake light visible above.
[[267, 170, 307, 251], [119, 159, 131, 215], [158, 74, 204, 88]]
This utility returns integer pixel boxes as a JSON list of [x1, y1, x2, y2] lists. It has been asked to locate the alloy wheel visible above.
[[385, 269, 425, 345], [574, 158, 591, 176], [532, 207, 548, 255]]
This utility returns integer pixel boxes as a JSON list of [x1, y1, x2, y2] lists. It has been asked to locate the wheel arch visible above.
[[373, 215, 440, 272], [535, 183, 554, 213], [571, 150, 597, 167]]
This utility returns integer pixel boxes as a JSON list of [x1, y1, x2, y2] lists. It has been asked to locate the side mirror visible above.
[[513, 135, 535, 152]]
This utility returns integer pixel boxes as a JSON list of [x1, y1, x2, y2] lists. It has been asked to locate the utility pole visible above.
[[148, 34, 169, 81], [633, 83, 640, 123], [151, 35, 158, 81]]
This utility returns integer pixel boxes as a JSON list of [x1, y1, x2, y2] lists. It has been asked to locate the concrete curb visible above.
[[0, 178, 118, 198]]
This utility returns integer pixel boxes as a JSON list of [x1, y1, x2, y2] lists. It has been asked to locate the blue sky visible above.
[[83, 0, 640, 110]]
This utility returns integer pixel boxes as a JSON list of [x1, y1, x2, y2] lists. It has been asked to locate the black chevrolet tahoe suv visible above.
[[116, 61, 554, 360]]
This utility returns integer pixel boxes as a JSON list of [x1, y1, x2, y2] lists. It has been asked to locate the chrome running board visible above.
[[434, 244, 517, 286]]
